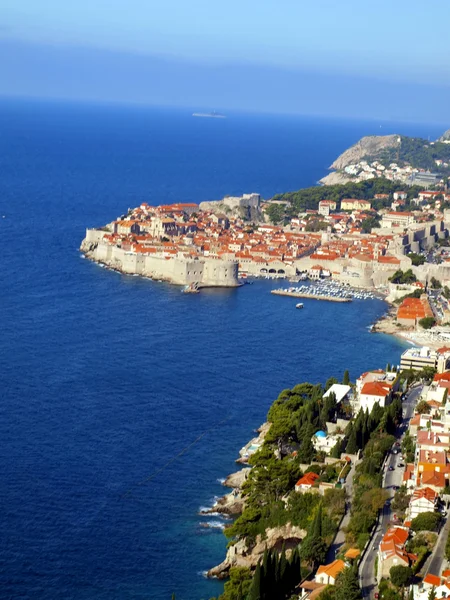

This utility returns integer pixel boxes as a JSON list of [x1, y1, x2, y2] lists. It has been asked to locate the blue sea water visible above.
[[0, 99, 444, 600]]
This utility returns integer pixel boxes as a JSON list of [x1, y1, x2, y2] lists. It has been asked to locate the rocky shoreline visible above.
[[207, 524, 307, 579], [202, 423, 310, 579]]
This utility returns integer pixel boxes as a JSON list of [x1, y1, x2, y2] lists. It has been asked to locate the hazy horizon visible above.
[[2, 1, 450, 122]]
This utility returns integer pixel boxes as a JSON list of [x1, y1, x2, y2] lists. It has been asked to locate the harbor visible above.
[[271, 289, 351, 303], [271, 281, 377, 303]]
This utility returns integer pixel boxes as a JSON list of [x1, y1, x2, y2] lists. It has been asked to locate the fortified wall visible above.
[[80, 230, 240, 288], [199, 193, 261, 220], [386, 220, 447, 255]]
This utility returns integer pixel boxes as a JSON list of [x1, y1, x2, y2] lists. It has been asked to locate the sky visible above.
[[1, 0, 450, 121]]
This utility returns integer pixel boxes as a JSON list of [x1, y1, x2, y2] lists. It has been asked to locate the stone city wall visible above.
[[82, 236, 240, 287]]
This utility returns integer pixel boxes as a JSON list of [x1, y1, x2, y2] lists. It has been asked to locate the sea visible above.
[[0, 99, 445, 600]]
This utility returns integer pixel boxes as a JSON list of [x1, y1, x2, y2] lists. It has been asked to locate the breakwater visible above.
[[271, 289, 352, 303]]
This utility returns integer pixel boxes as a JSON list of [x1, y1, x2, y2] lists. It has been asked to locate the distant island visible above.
[[192, 111, 226, 118]]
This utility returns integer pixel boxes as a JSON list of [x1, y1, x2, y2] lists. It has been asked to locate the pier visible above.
[[271, 289, 352, 303]]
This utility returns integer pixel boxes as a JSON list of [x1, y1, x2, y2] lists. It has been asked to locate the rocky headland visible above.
[[330, 134, 400, 171], [207, 523, 307, 579]]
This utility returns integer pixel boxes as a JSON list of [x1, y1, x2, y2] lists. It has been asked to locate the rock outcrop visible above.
[[438, 129, 450, 142], [330, 135, 400, 170], [201, 490, 246, 516], [207, 524, 307, 579], [223, 468, 251, 489], [319, 172, 353, 186]]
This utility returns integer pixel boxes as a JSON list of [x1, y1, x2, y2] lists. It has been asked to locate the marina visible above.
[[272, 289, 351, 303], [271, 281, 377, 303]]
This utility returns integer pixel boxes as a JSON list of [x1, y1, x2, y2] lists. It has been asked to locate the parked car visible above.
[[389, 466, 394, 471], [398, 463, 404, 468]]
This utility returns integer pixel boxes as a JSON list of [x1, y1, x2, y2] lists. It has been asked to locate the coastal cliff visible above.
[[330, 134, 400, 170], [207, 523, 307, 579]]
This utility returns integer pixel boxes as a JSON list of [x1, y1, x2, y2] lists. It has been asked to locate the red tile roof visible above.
[[295, 472, 320, 487], [424, 574, 441, 587]]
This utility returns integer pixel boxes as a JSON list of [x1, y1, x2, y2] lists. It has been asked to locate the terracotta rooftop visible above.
[[316, 559, 346, 580]]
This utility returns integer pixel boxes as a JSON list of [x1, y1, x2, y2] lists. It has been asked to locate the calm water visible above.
[[0, 99, 443, 600]]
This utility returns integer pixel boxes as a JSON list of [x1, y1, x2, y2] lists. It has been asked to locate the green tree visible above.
[[430, 277, 442, 289], [391, 487, 411, 518], [419, 316, 436, 330], [334, 565, 362, 600], [345, 428, 358, 454], [428, 587, 437, 600], [343, 370, 350, 385], [246, 562, 261, 600], [389, 269, 417, 284], [445, 528, 450, 561], [264, 203, 285, 225], [361, 216, 381, 233], [415, 400, 431, 414], [300, 504, 327, 569], [408, 253, 426, 266], [411, 512, 441, 532], [390, 565, 412, 589]]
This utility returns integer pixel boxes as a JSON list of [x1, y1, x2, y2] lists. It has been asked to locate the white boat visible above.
[[296, 303, 304, 309]]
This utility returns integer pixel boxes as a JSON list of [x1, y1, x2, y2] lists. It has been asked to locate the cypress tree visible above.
[[279, 544, 288, 596], [313, 504, 323, 538], [248, 561, 262, 600], [335, 564, 362, 600], [262, 548, 269, 577], [343, 370, 350, 385], [346, 428, 358, 454]]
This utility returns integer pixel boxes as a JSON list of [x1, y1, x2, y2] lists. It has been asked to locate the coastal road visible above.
[[423, 513, 450, 577], [326, 460, 357, 562], [359, 385, 422, 599]]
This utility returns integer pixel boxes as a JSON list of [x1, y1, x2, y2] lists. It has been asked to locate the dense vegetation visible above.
[[246, 546, 304, 600], [346, 430, 396, 548], [419, 316, 436, 330], [410, 511, 441, 532], [407, 253, 426, 266], [401, 432, 415, 463], [209, 371, 405, 600], [374, 137, 450, 172], [224, 381, 346, 544], [389, 269, 417, 285], [317, 564, 362, 600], [268, 178, 422, 220]]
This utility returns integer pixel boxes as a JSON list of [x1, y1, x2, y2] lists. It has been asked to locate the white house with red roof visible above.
[[294, 472, 320, 493], [377, 527, 416, 582], [410, 572, 450, 600], [359, 381, 392, 412], [409, 487, 438, 519]]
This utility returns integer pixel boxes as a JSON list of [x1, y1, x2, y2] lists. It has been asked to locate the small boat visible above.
[[182, 282, 200, 294], [296, 303, 304, 309]]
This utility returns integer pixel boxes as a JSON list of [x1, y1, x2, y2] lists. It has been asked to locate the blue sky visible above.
[[2, 0, 450, 120]]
